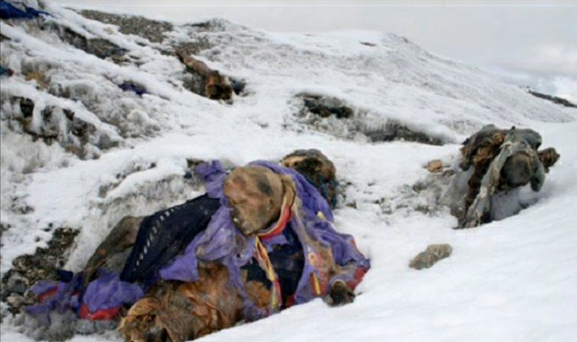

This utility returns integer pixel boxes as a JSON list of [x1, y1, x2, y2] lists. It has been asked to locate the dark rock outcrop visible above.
[[528, 90, 576, 108]]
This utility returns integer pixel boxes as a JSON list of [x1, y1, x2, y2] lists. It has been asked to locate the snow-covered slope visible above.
[[1, 1, 576, 341]]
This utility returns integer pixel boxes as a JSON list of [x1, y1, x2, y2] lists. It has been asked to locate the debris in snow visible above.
[[426, 159, 443, 173], [452, 125, 560, 228], [0, 65, 15, 77], [118, 82, 147, 96], [409, 244, 452, 270], [177, 52, 234, 101], [1, 227, 79, 315]]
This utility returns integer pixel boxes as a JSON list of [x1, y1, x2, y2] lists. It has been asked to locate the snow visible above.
[[1, 1, 576, 341]]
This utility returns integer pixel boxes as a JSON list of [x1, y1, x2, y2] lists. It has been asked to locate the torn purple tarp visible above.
[[25, 159, 369, 325], [82, 270, 143, 313], [160, 160, 369, 316], [25, 275, 83, 326]]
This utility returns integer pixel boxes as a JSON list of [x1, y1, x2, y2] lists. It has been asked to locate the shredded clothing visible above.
[[459, 127, 546, 228], [25, 160, 369, 329]]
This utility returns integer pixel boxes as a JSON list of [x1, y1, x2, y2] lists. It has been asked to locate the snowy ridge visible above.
[[1, 1, 577, 341]]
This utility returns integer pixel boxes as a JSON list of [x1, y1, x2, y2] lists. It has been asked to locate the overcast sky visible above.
[[52, 0, 577, 98]]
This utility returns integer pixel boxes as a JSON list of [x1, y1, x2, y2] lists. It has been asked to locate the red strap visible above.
[[259, 205, 292, 241], [79, 304, 121, 321], [36, 287, 59, 303], [346, 267, 369, 291]]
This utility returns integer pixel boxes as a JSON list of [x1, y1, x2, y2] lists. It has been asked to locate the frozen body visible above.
[[1, 1, 577, 342]]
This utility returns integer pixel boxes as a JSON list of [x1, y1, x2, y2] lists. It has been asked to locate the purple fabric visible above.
[[196, 160, 228, 199], [82, 270, 144, 312], [163, 160, 369, 313], [25, 158, 369, 325], [253, 161, 366, 264], [250, 161, 334, 222], [160, 160, 253, 284], [25, 275, 83, 324], [160, 160, 259, 317], [25, 270, 143, 321], [252, 161, 369, 304]]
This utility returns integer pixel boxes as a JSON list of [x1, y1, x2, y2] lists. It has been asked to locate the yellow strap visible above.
[[254, 237, 280, 310]]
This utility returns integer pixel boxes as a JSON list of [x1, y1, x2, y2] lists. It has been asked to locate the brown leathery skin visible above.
[[223, 166, 284, 236], [538, 147, 560, 173], [119, 262, 270, 342], [281, 149, 337, 206], [82, 216, 143, 283]]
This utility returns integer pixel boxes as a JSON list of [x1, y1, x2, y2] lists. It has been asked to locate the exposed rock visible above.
[[46, 23, 127, 64], [1, 227, 79, 315], [303, 95, 353, 119], [365, 122, 443, 145], [79, 10, 173, 44], [528, 90, 577, 108], [4, 97, 110, 158], [409, 244, 452, 270], [296, 94, 444, 146], [19, 97, 34, 118], [426, 160, 443, 173]]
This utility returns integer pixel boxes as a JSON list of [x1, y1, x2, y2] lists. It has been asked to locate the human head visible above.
[[223, 165, 284, 236], [281, 149, 338, 208]]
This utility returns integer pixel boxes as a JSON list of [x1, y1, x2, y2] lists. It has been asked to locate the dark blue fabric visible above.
[[0, 1, 49, 19], [120, 194, 220, 283], [268, 227, 304, 306], [1, 65, 14, 77], [118, 82, 147, 96]]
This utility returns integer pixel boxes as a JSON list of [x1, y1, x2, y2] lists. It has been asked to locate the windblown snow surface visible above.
[[1, 1, 577, 341]]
